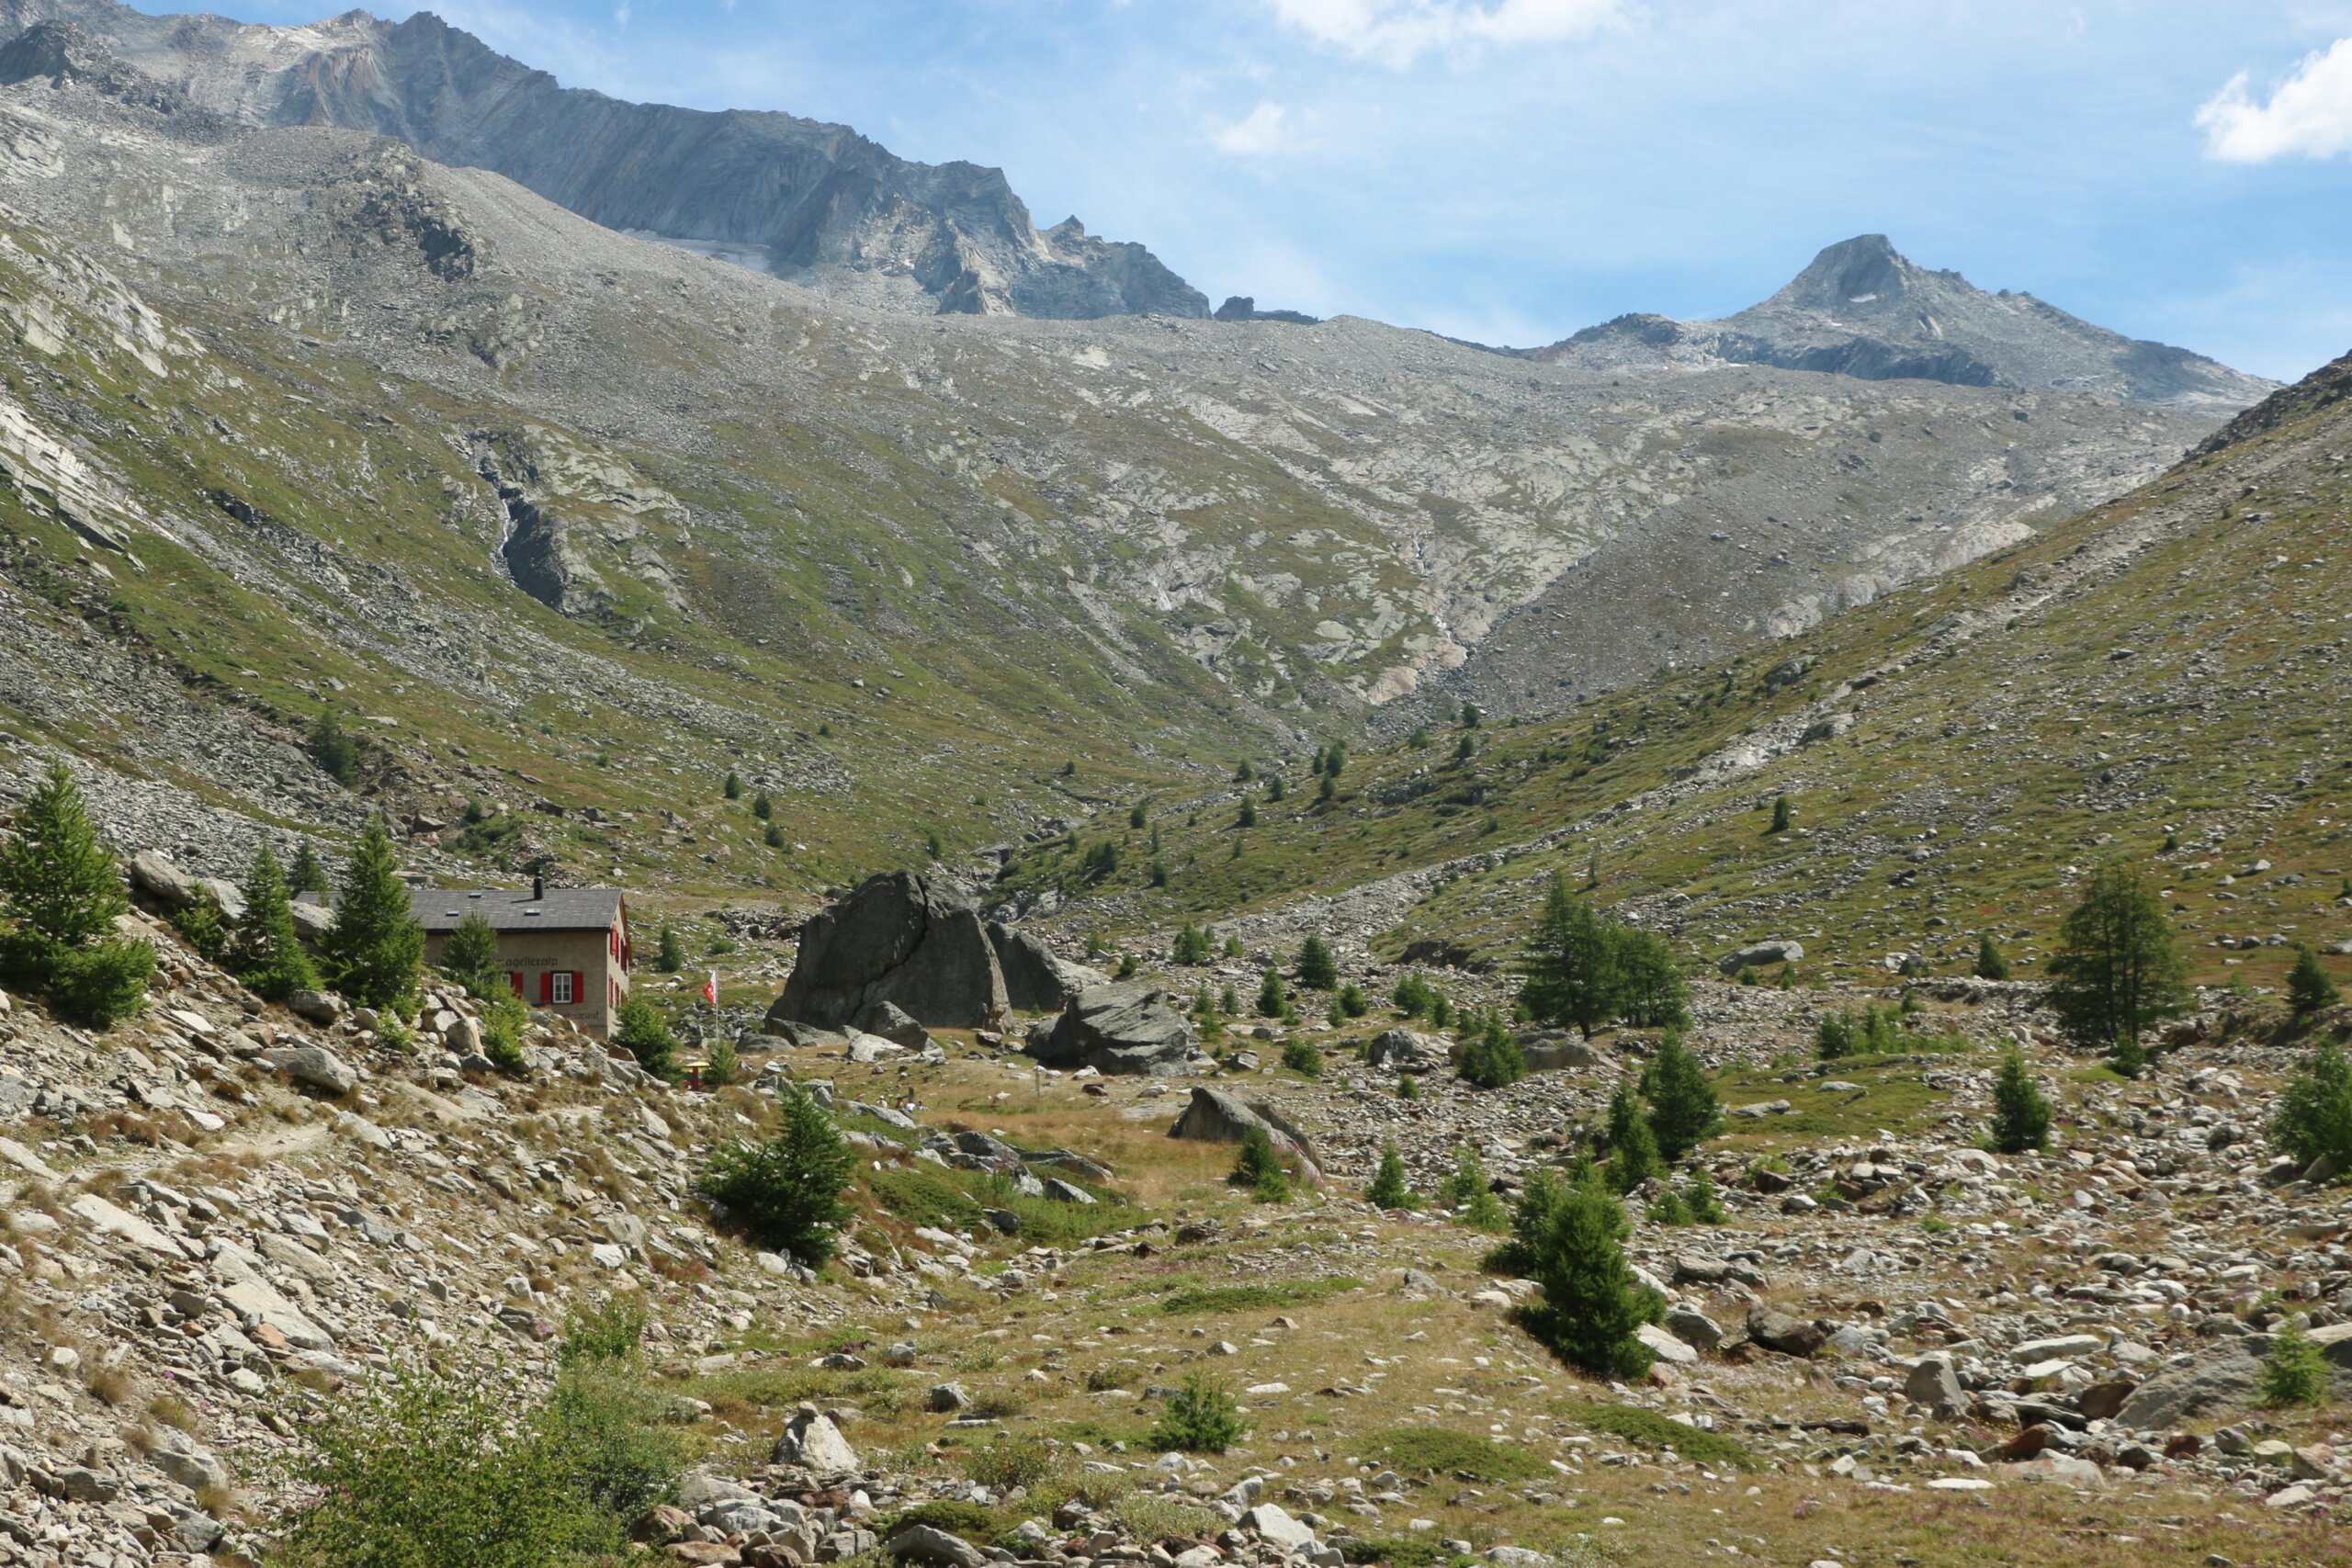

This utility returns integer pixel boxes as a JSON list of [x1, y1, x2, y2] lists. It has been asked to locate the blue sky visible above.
[[178, 0, 2352, 379]]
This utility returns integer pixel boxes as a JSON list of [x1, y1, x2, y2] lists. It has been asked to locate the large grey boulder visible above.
[[129, 852, 198, 909], [1746, 1303, 1826, 1357], [195, 877, 247, 926], [1026, 983, 1194, 1075], [888, 1525, 987, 1568], [1718, 940, 1804, 975], [987, 921, 1105, 1013], [1166, 1086, 1322, 1182], [1365, 1028, 1452, 1074], [2112, 1345, 2262, 1430], [772, 1407, 859, 1474], [771, 873, 1008, 1031]]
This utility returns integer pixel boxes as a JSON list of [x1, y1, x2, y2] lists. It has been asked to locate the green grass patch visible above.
[[1557, 1401, 1758, 1471], [1709, 1059, 1951, 1145], [1362, 1427, 1548, 1484], [881, 1501, 1007, 1541], [1339, 1540, 1478, 1568], [865, 1162, 1141, 1247], [1157, 1277, 1362, 1316]]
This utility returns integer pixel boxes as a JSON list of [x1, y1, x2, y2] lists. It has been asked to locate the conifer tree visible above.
[[1519, 1162, 1660, 1379], [2288, 945, 2342, 1020], [2046, 859, 2188, 1052], [1455, 1009, 1526, 1089], [1228, 1126, 1291, 1202], [1604, 1081, 1663, 1193], [1519, 874, 1619, 1038], [655, 921, 684, 973], [1363, 1144, 1414, 1209], [321, 818, 424, 1010], [236, 841, 321, 1003], [289, 840, 330, 895], [439, 909, 503, 1000], [695, 1082, 854, 1263], [722, 770, 742, 800], [1256, 968, 1286, 1018], [1990, 1046, 2053, 1154], [309, 710, 358, 786], [0, 762, 153, 1026], [2269, 1041, 2352, 1173], [1766, 794, 1792, 835], [1973, 931, 2010, 981], [1640, 1031, 1722, 1161], [1296, 934, 1339, 990]]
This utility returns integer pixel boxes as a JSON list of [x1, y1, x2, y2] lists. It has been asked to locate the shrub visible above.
[[1640, 1032, 1721, 1160], [1081, 840, 1122, 885], [722, 770, 742, 799], [51, 939, 155, 1029], [2258, 1321, 2329, 1408], [963, 1432, 1056, 1491], [2289, 946, 2342, 1020], [2270, 1041, 2352, 1173], [1228, 1126, 1292, 1203], [1173, 922, 1213, 964], [268, 1355, 678, 1568], [2107, 1033, 2149, 1080], [1438, 1145, 1508, 1230], [236, 842, 320, 1002], [309, 710, 359, 786], [1516, 1163, 1661, 1379], [615, 996, 678, 1081], [320, 818, 424, 1010], [1237, 798, 1258, 829], [558, 1295, 648, 1368], [1455, 1010, 1525, 1089], [696, 1083, 856, 1264], [655, 922, 684, 973], [751, 790, 774, 820], [1683, 1168, 1727, 1224], [1765, 795, 1792, 835], [1281, 1040, 1324, 1078], [1338, 982, 1368, 1018], [1296, 935, 1339, 990], [1989, 1047, 2053, 1154], [1396, 1073, 1419, 1101], [1559, 1401, 1758, 1471], [481, 996, 531, 1076], [1364, 1144, 1415, 1209], [1148, 1373, 1248, 1454], [1973, 932, 2010, 981], [2045, 859, 2188, 1052]]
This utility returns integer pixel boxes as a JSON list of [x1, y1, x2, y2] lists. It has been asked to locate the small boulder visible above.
[[1365, 1028, 1452, 1074], [1027, 982, 1195, 1075], [268, 1044, 356, 1097], [772, 1407, 859, 1474], [130, 852, 198, 909], [1746, 1304, 1826, 1357], [888, 1525, 986, 1568], [287, 989, 342, 1025], [1905, 1354, 1968, 1419]]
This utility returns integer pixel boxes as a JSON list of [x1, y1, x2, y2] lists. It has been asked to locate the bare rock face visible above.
[[1024, 983, 1194, 1076], [987, 921, 1102, 1013], [771, 873, 1008, 1032]]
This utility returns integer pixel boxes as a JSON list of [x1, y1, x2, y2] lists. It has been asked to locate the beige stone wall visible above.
[[423, 924, 630, 1037]]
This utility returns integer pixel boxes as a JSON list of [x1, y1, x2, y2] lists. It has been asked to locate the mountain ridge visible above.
[[1532, 232, 2273, 412], [0, 0, 1212, 319]]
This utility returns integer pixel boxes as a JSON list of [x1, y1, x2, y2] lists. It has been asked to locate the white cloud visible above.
[[2198, 37, 2352, 162], [1265, 0, 1626, 67], [1212, 100, 1302, 155]]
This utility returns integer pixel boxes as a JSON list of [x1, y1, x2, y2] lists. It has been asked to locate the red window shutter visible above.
[[571, 972, 584, 1005], [538, 971, 553, 1005]]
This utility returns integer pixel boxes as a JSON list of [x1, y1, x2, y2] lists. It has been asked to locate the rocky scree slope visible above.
[[1534, 234, 2274, 413], [1015, 344, 2352, 1008], [0, 0, 1208, 321]]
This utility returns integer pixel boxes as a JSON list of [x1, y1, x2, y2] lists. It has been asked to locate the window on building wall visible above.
[[551, 971, 575, 1005]]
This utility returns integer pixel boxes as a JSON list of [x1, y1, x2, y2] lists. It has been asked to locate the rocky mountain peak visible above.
[[1773, 232, 1924, 309]]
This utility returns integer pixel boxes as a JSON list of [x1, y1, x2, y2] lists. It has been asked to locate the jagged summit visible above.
[[1535, 233, 2275, 412], [0, 0, 1210, 319]]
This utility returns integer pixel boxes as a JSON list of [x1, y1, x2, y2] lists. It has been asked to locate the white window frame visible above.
[[550, 971, 575, 1005]]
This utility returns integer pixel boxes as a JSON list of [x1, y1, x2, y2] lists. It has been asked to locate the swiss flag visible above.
[[702, 970, 718, 1007]]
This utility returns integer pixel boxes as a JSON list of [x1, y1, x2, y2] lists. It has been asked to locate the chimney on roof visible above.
[[532, 874, 544, 901]]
